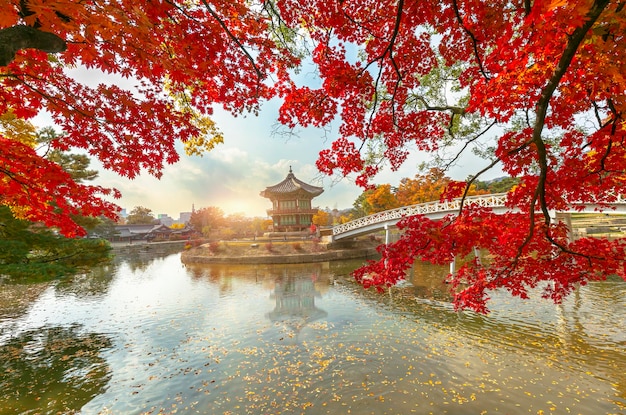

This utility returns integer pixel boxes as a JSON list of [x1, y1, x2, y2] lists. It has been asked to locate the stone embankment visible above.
[[181, 239, 380, 264]]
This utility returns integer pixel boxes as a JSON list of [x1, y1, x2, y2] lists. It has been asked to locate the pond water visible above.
[[1, 250, 625, 415]]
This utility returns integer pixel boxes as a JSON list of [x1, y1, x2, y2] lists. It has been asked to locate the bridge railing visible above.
[[331, 192, 626, 237], [332, 193, 509, 236]]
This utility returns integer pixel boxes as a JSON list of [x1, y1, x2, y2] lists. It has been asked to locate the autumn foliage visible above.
[[0, 0, 296, 236], [355, 168, 489, 216], [1, 0, 625, 310]]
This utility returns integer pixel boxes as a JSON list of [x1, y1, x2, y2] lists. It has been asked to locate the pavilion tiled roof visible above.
[[261, 168, 324, 197]]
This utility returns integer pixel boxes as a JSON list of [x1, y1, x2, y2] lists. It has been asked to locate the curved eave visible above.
[[260, 173, 324, 198]]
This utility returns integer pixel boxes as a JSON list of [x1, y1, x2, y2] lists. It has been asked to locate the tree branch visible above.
[[531, 0, 611, 226], [450, 0, 490, 80], [200, 0, 264, 83], [0, 25, 66, 66]]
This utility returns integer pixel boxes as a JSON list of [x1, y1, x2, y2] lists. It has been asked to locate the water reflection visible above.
[[267, 272, 328, 343], [55, 263, 117, 299], [0, 325, 112, 415], [0, 252, 624, 414]]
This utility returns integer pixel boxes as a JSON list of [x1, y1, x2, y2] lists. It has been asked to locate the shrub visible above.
[[188, 238, 203, 248], [292, 242, 302, 251], [265, 242, 274, 252], [208, 241, 221, 253]]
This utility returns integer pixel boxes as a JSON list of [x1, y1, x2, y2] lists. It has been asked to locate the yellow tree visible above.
[[365, 184, 399, 213], [0, 110, 37, 147], [338, 214, 353, 224], [395, 168, 449, 205], [312, 209, 331, 226], [395, 168, 486, 206]]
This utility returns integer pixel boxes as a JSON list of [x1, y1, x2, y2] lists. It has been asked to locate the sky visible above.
[[33, 67, 503, 221]]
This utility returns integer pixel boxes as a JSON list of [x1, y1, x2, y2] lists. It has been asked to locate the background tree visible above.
[[89, 216, 119, 240], [395, 168, 487, 206], [224, 213, 251, 238], [395, 168, 451, 206], [0, 110, 119, 236], [251, 217, 273, 237], [0, 123, 113, 279], [38, 127, 98, 182], [125, 206, 156, 225], [474, 177, 521, 194], [189, 206, 225, 239], [37, 127, 104, 231], [337, 213, 353, 225], [312, 209, 332, 227], [0, 206, 111, 280], [364, 184, 400, 214], [351, 191, 373, 218]]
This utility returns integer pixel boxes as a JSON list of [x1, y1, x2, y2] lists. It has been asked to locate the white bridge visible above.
[[331, 193, 626, 241]]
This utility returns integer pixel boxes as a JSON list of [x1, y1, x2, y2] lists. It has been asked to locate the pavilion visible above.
[[260, 167, 324, 233]]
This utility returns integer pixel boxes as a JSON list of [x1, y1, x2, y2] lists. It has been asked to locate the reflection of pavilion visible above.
[[267, 274, 327, 326]]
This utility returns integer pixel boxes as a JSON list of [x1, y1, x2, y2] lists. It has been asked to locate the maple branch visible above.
[[498, 0, 614, 275], [0, 165, 39, 206], [414, 95, 468, 138], [450, 0, 490, 80], [200, 0, 264, 82], [523, 0, 532, 16], [456, 157, 501, 217], [443, 119, 497, 170], [386, 0, 405, 79], [262, 0, 306, 54], [606, 98, 621, 135], [0, 25, 66, 66], [415, 96, 466, 115], [384, 0, 405, 131], [13, 74, 105, 125], [361, 0, 405, 136], [531, 0, 611, 227]]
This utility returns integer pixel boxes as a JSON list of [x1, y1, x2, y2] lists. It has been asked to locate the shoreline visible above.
[[180, 239, 381, 265]]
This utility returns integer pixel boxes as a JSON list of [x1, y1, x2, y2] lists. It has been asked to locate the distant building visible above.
[[157, 214, 174, 226], [179, 211, 192, 224], [112, 224, 172, 242], [260, 167, 323, 232]]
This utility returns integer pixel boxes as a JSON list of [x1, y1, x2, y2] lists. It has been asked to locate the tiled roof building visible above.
[[260, 167, 324, 232]]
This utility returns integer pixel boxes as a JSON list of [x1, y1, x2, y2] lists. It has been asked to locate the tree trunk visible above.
[[0, 25, 66, 66]]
